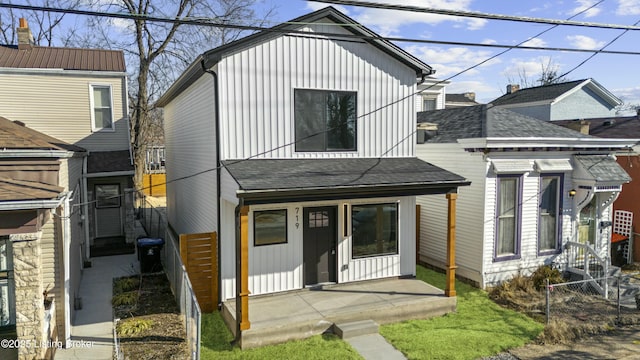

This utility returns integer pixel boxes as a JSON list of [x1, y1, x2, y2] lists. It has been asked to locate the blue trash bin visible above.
[[137, 237, 164, 273]]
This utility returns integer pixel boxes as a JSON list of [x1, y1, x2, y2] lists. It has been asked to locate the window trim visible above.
[[537, 173, 564, 256], [494, 174, 523, 262], [253, 209, 288, 247], [89, 83, 115, 132], [351, 202, 399, 259], [293, 88, 357, 153], [95, 184, 121, 208]]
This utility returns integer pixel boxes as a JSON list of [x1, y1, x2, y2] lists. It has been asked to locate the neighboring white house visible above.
[[416, 105, 634, 288], [416, 77, 449, 111], [157, 5, 468, 330], [490, 79, 621, 121]]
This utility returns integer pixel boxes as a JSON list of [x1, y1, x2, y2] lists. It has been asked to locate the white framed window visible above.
[[422, 97, 437, 111], [89, 84, 114, 131]]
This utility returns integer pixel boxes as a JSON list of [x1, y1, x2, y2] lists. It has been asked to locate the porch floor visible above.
[[221, 277, 456, 349]]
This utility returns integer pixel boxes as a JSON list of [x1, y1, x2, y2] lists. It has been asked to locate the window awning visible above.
[[573, 155, 631, 184], [535, 159, 573, 172], [221, 158, 470, 205], [491, 160, 533, 174]]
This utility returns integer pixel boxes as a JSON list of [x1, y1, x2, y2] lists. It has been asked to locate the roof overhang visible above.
[[0, 149, 77, 158], [0, 198, 63, 211], [222, 157, 470, 206], [459, 137, 638, 151]]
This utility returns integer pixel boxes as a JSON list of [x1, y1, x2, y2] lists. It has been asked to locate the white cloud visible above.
[[616, 0, 640, 15], [614, 86, 640, 107], [446, 80, 499, 102], [569, 0, 602, 17], [521, 37, 547, 48], [566, 35, 605, 49], [481, 39, 497, 45], [406, 45, 501, 78], [310, 0, 487, 36]]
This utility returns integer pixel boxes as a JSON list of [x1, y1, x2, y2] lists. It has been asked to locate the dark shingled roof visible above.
[[553, 116, 640, 139], [222, 158, 468, 204], [445, 93, 479, 105], [0, 44, 126, 72], [417, 105, 591, 143], [574, 155, 631, 183], [87, 150, 134, 174], [0, 177, 63, 201], [0, 116, 85, 152], [490, 79, 586, 106]]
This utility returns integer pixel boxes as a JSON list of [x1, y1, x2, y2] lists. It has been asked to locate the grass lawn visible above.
[[380, 266, 544, 360], [200, 311, 362, 360]]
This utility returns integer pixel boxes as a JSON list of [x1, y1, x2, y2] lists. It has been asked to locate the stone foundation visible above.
[[10, 232, 45, 360]]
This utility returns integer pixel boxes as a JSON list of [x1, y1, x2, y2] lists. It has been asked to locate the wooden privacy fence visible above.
[[142, 173, 167, 197], [180, 232, 218, 312]]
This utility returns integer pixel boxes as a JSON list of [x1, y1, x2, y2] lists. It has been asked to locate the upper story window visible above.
[[423, 97, 437, 111], [294, 89, 356, 152], [90, 84, 114, 131], [538, 175, 563, 254], [495, 175, 522, 261]]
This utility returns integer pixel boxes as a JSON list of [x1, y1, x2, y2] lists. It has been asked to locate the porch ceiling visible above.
[[221, 157, 469, 204], [222, 277, 456, 349]]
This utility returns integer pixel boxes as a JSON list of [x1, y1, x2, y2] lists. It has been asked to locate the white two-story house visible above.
[[157, 6, 468, 343], [0, 19, 133, 258]]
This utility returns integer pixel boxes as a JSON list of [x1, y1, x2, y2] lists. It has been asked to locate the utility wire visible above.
[[309, 0, 640, 31], [2, 3, 640, 56]]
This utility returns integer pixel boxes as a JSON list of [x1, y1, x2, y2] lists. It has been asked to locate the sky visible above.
[[258, 0, 640, 109]]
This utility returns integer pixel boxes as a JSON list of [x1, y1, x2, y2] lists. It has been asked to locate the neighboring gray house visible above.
[[490, 79, 621, 121], [445, 93, 480, 108], [416, 104, 634, 288]]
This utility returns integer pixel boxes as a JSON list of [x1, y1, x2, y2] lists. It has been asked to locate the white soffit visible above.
[[535, 159, 573, 172], [491, 160, 533, 174]]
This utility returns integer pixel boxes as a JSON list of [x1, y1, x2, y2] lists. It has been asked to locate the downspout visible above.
[[61, 192, 72, 345], [82, 154, 91, 261], [200, 60, 223, 312]]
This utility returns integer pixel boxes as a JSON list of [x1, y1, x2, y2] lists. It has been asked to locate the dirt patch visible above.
[[114, 273, 189, 359]]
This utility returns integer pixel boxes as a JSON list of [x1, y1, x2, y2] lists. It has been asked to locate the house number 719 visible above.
[[295, 207, 300, 228]]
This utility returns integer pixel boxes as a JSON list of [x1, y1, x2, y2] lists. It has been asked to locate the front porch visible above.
[[221, 277, 455, 349]]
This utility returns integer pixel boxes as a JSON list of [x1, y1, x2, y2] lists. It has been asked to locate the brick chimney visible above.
[[506, 84, 520, 94], [568, 119, 590, 134], [17, 18, 34, 50]]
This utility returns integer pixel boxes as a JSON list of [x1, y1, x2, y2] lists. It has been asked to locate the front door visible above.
[[303, 207, 337, 286]]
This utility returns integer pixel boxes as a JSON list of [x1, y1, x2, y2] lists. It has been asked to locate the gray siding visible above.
[[0, 71, 129, 151], [163, 75, 218, 235], [501, 104, 551, 121], [551, 87, 617, 121]]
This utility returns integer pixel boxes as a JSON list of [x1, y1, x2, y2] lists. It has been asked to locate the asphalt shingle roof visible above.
[[0, 116, 85, 152], [87, 150, 134, 174], [0, 177, 63, 201], [574, 155, 631, 183], [417, 105, 591, 143], [553, 116, 640, 139], [0, 44, 126, 72], [222, 157, 467, 193], [490, 80, 586, 106]]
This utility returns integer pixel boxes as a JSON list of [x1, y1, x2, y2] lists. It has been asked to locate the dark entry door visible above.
[[303, 206, 337, 285]]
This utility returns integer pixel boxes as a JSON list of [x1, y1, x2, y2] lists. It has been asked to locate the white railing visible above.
[[566, 241, 610, 298], [145, 146, 165, 173]]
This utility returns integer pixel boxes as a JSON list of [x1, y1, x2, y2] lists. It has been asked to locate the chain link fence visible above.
[[137, 193, 201, 360], [546, 273, 640, 329]]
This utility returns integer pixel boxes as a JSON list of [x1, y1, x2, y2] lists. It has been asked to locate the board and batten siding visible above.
[[416, 143, 486, 285], [219, 197, 414, 301], [216, 20, 417, 160], [163, 75, 218, 235], [482, 154, 575, 287], [0, 72, 129, 151]]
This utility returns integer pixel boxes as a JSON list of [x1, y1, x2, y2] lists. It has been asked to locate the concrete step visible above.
[[334, 320, 379, 339]]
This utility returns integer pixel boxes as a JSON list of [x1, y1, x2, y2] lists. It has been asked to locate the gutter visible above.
[[0, 199, 64, 211], [200, 60, 224, 314], [0, 149, 76, 158]]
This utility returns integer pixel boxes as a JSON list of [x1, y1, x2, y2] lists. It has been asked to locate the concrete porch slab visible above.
[[222, 277, 456, 349]]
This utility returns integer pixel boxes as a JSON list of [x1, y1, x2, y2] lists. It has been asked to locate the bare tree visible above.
[[0, 0, 79, 46], [506, 58, 570, 91], [75, 0, 273, 187]]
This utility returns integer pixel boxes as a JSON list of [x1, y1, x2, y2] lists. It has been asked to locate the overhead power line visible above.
[[310, 0, 640, 31], [2, 3, 640, 56]]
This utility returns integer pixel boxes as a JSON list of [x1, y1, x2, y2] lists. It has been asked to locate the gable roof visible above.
[[0, 44, 126, 72], [158, 6, 432, 107], [417, 105, 592, 143], [0, 116, 85, 152], [0, 177, 63, 201], [490, 78, 621, 107], [222, 157, 468, 204], [552, 116, 640, 139]]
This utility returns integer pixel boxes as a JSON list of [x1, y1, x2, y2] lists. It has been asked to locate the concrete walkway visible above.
[[55, 254, 139, 360], [346, 334, 406, 360]]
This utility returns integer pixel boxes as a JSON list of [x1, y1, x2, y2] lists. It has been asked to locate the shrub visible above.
[[117, 318, 154, 336], [114, 277, 140, 294], [531, 265, 564, 291], [112, 291, 139, 306]]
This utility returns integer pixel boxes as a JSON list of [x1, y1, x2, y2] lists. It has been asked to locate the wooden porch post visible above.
[[445, 193, 458, 297], [239, 206, 251, 330]]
